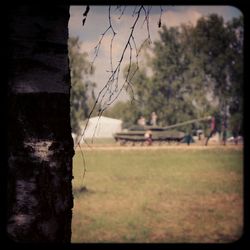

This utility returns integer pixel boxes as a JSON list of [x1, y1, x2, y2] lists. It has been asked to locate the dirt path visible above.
[[75, 143, 243, 151]]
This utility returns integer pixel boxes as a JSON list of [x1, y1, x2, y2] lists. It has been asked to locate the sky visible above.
[[68, 5, 242, 104]]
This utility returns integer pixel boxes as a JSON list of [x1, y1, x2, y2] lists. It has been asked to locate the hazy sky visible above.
[[68, 5, 242, 103]]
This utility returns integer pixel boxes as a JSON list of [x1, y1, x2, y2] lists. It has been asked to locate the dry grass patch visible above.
[[72, 147, 243, 243]]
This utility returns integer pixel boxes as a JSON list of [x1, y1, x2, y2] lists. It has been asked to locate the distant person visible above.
[[232, 124, 240, 145], [221, 121, 227, 146], [211, 116, 216, 132], [138, 116, 146, 126], [150, 112, 158, 126], [205, 116, 216, 146], [197, 129, 203, 140], [144, 130, 152, 146], [186, 133, 192, 146]]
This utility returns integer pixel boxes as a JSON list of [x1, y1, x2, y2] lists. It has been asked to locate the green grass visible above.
[[72, 147, 243, 243]]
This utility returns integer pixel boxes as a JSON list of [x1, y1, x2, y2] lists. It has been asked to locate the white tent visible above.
[[79, 116, 122, 139]]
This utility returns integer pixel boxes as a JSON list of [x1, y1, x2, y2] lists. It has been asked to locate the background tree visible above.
[[120, 26, 199, 128], [226, 16, 243, 133], [149, 25, 196, 126], [110, 14, 243, 135], [121, 63, 152, 125], [68, 37, 96, 141], [191, 14, 243, 134]]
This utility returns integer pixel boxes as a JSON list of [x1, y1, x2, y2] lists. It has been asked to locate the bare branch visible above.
[[118, 6, 126, 19], [90, 26, 109, 71], [115, 5, 121, 11], [108, 6, 117, 78], [158, 6, 164, 28], [76, 5, 159, 147], [95, 5, 144, 106], [132, 6, 138, 17], [141, 6, 152, 44], [90, 6, 116, 71], [82, 5, 90, 26]]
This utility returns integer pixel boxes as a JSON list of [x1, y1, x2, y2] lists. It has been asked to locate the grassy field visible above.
[[71, 146, 243, 243]]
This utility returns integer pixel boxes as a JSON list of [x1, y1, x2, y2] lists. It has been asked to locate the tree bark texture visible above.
[[7, 5, 74, 242]]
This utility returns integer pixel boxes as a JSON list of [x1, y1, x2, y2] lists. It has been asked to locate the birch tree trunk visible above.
[[7, 5, 74, 242]]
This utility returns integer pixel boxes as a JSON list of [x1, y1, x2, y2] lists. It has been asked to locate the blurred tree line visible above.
[[69, 14, 243, 138], [105, 14, 243, 135], [68, 37, 97, 137]]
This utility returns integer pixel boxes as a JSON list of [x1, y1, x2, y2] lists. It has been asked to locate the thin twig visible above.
[[77, 5, 154, 147], [132, 6, 138, 17], [141, 6, 152, 44], [108, 6, 117, 92], [77, 142, 87, 187], [118, 6, 126, 19], [158, 6, 164, 28]]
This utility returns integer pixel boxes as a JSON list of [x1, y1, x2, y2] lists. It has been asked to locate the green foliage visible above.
[[226, 16, 243, 119], [191, 15, 243, 121], [109, 14, 243, 133], [150, 26, 197, 125], [68, 37, 96, 136]]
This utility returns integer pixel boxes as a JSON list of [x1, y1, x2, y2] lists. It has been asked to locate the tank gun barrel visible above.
[[162, 116, 211, 130]]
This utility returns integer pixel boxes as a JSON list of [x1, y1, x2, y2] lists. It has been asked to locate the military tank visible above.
[[113, 116, 211, 145]]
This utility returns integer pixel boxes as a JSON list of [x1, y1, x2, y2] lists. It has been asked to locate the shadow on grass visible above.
[[73, 186, 96, 197]]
